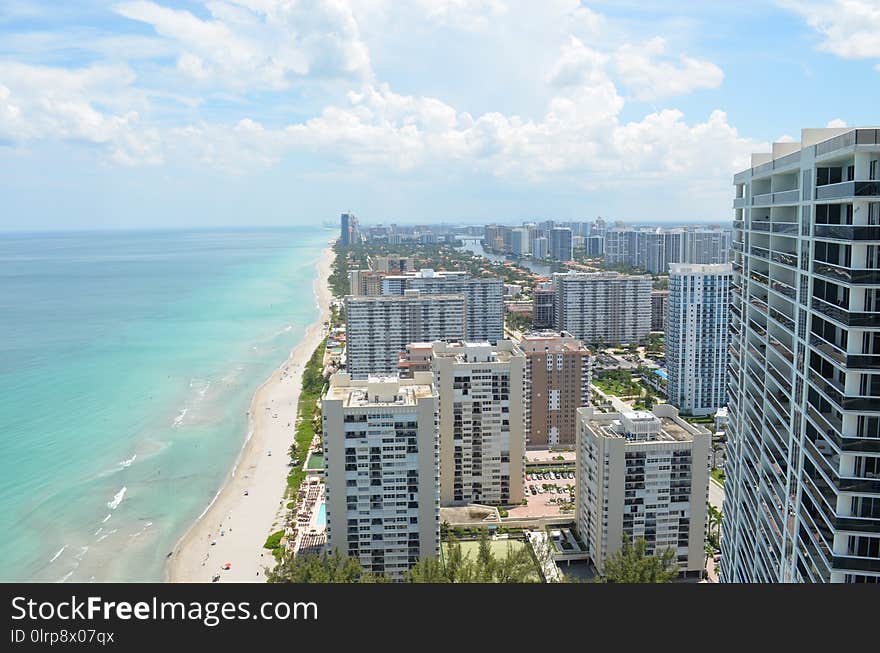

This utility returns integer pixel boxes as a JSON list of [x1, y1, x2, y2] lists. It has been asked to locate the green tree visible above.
[[595, 536, 678, 583], [267, 551, 387, 583]]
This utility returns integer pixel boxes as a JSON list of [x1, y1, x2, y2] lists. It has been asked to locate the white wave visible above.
[[75, 546, 88, 561], [173, 408, 188, 427], [49, 546, 66, 564], [107, 486, 127, 510], [130, 522, 154, 539], [102, 513, 112, 523], [96, 529, 117, 543], [57, 571, 74, 584], [120, 454, 137, 468]]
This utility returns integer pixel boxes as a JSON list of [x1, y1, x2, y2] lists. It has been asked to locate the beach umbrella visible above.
[[223, 563, 232, 570]]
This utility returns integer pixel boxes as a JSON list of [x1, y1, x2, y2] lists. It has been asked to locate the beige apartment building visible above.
[[520, 331, 592, 448], [431, 341, 526, 506], [322, 372, 440, 579], [576, 404, 711, 578]]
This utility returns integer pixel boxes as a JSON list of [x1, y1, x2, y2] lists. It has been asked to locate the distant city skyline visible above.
[[1, 1, 878, 231]]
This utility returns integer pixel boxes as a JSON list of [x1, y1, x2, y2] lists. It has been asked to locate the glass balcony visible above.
[[770, 251, 798, 268], [811, 297, 880, 327], [814, 225, 880, 241], [815, 181, 880, 201], [813, 261, 880, 285], [771, 222, 799, 234]]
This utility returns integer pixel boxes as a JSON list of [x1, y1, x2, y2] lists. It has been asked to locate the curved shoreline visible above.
[[165, 244, 335, 583]]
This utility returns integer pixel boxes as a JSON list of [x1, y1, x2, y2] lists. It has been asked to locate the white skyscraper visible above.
[[575, 405, 711, 578], [322, 373, 440, 579], [724, 126, 880, 583], [667, 263, 733, 416], [552, 271, 652, 344], [344, 293, 466, 379], [431, 341, 526, 506]]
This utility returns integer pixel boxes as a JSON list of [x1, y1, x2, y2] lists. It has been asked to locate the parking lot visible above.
[[508, 470, 576, 519]]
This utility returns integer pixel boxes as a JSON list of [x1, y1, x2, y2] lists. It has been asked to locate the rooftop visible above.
[[325, 372, 435, 406], [579, 405, 703, 443]]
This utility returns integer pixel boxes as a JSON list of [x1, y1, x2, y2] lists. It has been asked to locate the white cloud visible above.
[[781, 0, 880, 61], [415, 0, 508, 31], [826, 118, 848, 127], [0, 61, 161, 164], [612, 37, 724, 101], [113, 0, 373, 91]]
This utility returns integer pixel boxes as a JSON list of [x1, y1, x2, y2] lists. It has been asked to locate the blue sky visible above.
[[1, 0, 878, 230]]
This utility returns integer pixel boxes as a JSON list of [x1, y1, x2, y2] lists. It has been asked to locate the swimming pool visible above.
[[316, 502, 326, 527], [653, 368, 668, 380]]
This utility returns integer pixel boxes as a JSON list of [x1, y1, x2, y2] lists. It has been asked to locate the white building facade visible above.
[[723, 127, 880, 583], [344, 293, 466, 379], [575, 405, 711, 578], [431, 341, 526, 506], [667, 263, 732, 416], [322, 373, 440, 579]]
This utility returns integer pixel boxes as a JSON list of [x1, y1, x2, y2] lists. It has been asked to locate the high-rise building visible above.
[[552, 271, 652, 344], [532, 285, 555, 329], [575, 405, 711, 578], [431, 341, 526, 505], [344, 293, 466, 379], [533, 236, 549, 260], [681, 229, 732, 265], [511, 228, 531, 256], [584, 236, 605, 257], [550, 227, 573, 262], [650, 289, 669, 332], [322, 373, 440, 579], [520, 331, 592, 448], [381, 269, 504, 343], [348, 269, 385, 296], [666, 263, 732, 416], [373, 255, 415, 273], [340, 212, 359, 247], [724, 127, 880, 583]]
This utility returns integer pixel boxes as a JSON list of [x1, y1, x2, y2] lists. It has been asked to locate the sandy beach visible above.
[[166, 244, 335, 583]]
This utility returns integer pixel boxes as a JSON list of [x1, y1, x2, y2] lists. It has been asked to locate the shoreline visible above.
[[165, 243, 335, 583]]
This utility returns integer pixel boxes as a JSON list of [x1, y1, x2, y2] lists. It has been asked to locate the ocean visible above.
[[0, 227, 331, 582]]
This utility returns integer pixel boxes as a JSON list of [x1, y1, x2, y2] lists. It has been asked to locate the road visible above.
[[709, 477, 724, 511]]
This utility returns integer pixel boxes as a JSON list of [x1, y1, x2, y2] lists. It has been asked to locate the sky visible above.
[[0, 0, 879, 230]]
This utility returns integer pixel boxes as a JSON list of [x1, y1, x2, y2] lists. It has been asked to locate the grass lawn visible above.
[[711, 468, 725, 485], [441, 538, 541, 582]]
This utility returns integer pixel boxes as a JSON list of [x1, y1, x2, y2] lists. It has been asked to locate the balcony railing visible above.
[[811, 297, 880, 328], [753, 193, 772, 206], [772, 189, 801, 205], [813, 261, 880, 285], [771, 222, 799, 235], [752, 220, 771, 231], [815, 181, 880, 201], [814, 128, 880, 157], [814, 225, 880, 241], [770, 251, 798, 268]]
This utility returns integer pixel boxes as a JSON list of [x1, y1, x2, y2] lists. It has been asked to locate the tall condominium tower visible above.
[[520, 331, 592, 448], [724, 127, 880, 583], [380, 269, 504, 343], [532, 285, 555, 329], [552, 271, 652, 344], [340, 212, 358, 247], [681, 229, 733, 265], [651, 289, 669, 332], [549, 227, 573, 262], [575, 406, 711, 578], [322, 373, 440, 579], [667, 263, 732, 416], [431, 341, 526, 506], [344, 293, 466, 379]]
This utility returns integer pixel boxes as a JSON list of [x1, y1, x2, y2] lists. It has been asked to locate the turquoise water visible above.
[[316, 503, 326, 527], [0, 228, 330, 582]]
